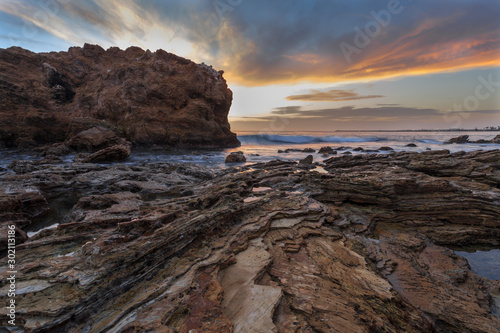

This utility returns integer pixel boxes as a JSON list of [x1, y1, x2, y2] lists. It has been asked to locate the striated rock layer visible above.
[[0, 44, 239, 148], [0, 150, 499, 332]]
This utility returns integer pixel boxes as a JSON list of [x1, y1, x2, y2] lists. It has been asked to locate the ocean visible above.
[[1, 131, 499, 169], [130, 130, 499, 167]]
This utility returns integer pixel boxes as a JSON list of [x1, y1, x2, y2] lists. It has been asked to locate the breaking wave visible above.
[[238, 134, 387, 145]]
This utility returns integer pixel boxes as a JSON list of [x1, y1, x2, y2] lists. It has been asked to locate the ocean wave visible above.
[[416, 139, 441, 144], [238, 134, 386, 145]]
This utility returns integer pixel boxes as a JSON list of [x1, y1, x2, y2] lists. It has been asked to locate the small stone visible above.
[[39, 143, 71, 156], [39, 154, 63, 164], [318, 147, 335, 154], [445, 135, 469, 144], [299, 155, 313, 164], [82, 144, 131, 163], [225, 151, 246, 163]]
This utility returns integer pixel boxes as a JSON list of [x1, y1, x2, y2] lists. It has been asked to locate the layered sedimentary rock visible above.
[[0, 150, 499, 332], [0, 44, 239, 148], [446, 134, 500, 144]]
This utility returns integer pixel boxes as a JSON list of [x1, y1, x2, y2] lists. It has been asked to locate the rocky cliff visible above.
[[0, 44, 239, 148]]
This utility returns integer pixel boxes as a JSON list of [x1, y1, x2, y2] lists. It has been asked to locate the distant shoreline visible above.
[[235, 129, 500, 134], [334, 129, 500, 132]]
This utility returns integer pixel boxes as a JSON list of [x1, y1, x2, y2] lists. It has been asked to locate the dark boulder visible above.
[[225, 151, 246, 163], [299, 155, 314, 164], [68, 127, 127, 153], [318, 147, 336, 154], [445, 135, 469, 144], [81, 144, 131, 163]]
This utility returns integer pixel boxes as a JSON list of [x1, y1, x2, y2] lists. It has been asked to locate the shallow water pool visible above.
[[455, 249, 500, 280]]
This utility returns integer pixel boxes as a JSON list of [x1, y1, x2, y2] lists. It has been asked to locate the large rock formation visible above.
[[0, 44, 239, 148], [0, 150, 499, 332], [445, 134, 500, 144]]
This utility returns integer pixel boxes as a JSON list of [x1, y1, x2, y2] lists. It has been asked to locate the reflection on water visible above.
[[455, 249, 500, 280]]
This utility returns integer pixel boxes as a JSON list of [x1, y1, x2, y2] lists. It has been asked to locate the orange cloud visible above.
[[222, 9, 500, 86], [283, 53, 326, 65], [286, 89, 384, 102], [2, 0, 498, 88], [229, 107, 500, 131]]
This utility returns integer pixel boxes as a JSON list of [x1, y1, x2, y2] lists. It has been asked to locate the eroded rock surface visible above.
[[446, 134, 500, 144], [0, 45, 239, 149], [0, 150, 499, 332]]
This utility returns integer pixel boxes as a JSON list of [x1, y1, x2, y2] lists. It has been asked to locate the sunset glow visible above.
[[1, 0, 499, 130]]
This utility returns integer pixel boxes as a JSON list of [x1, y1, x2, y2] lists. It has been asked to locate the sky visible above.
[[1, 0, 500, 131]]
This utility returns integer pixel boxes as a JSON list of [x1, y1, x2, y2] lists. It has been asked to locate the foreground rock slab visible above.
[[0, 149, 499, 332]]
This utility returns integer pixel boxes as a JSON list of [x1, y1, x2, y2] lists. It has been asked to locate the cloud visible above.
[[230, 106, 500, 131], [218, 0, 500, 85], [1, 0, 499, 86], [0, 0, 208, 55], [286, 89, 384, 102], [271, 106, 303, 115], [269, 106, 440, 119]]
